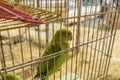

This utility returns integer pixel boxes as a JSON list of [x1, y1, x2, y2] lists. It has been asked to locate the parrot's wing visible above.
[[43, 42, 62, 56], [5, 73, 22, 80], [34, 42, 62, 79]]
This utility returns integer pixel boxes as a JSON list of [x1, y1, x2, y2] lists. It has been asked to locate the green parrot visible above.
[[1, 73, 22, 80], [34, 29, 72, 80]]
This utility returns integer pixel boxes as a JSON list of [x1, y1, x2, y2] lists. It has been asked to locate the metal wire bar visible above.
[[93, 30, 108, 80], [106, 14, 119, 79], [87, 43, 112, 58], [75, 0, 81, 80], [100, 22, 111, 78], [28, 26, 34, 80], [103, 3, 120, 80], [52, 22, 55, 80], [92, 6, 102, 80], [53, 57, 56, 80], [99, 5, 118, 78], [7, 30, 14, 67], [70, 0, 77, 79], [97, 0, 110, 77], [65, 1, 70, 80], [48, 11, 119, 22], [90, 1, 101, 80], [18, 28, 25, 79], [82, 1, 90, 79], [65, 25, 68, 80], [0, 35, 6, 71], [90, 2, 99, 80], [59, 22, 62, 80], [87, 1, 99, 79], [86, 1, 96, 79]]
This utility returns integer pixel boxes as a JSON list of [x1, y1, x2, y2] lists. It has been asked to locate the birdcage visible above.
[[0, 0, 119, 80]]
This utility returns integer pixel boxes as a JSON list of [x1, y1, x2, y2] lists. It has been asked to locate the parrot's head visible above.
[[54, 29, 72, 41]]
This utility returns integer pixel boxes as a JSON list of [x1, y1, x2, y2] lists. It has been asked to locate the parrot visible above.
[[1, 73, 22, 80], [34, 29, 72, 80]]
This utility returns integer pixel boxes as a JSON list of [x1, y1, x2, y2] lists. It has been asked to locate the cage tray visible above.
[[57, 73, 83, 80]]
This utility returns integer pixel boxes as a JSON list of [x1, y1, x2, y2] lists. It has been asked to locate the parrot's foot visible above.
[[55, 68, 60, 73]]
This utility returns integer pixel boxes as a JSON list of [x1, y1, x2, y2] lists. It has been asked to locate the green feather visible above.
[[34, 29, 72, 80], [2, 73, 22, 80]]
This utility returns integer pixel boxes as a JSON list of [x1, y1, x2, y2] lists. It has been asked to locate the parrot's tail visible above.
[[33, 74, 38, 80], [34, 76, 46, 80], [41, 77, 46, 80]]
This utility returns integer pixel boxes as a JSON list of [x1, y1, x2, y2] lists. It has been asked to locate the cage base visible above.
[[57, 73, 83, 80]]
